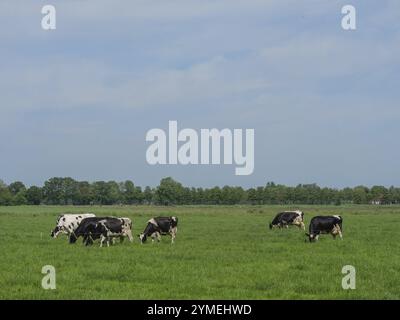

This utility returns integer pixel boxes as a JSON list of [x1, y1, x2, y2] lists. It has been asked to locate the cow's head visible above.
[[138, 233, 147, 243], [269, 223, 273, 230], [50, 226, 61, 238], [305, 233, 317, 242]]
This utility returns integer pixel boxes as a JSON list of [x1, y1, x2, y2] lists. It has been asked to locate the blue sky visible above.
[[1, 0, 399, 188]]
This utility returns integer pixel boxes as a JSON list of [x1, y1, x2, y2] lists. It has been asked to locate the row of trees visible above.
[[1, 177, 400, 206]]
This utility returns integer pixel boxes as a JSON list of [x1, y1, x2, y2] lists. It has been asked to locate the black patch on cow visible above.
[[140, 216, 178, 243]]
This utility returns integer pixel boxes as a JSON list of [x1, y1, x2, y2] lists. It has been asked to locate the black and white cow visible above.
[[139, 216, 178, 244], [306, 215, 343, 242], [69, 217, 133, 246], [96, 217, 133, 247], [269, 210, 305, 230], [51, 213, 96, 238]]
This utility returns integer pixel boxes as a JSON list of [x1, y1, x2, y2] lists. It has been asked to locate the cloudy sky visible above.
[[1, 0, 399, 188]]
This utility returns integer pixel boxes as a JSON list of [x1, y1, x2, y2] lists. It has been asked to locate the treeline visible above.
[[1, 177, 400, 206]]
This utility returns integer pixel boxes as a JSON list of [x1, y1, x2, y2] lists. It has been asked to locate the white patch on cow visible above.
[[151, 232, 161, 243], [119, 217, 133, 242], [148, 218, 159, 227], [52, 213, 95, 238], [331, 224, 343, 239]]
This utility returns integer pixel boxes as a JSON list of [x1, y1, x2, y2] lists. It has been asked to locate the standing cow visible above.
[[69, 217, 133, 246], [269, 210, 305, 230], [51, 213, 96, 238], [306, 215, 343, 242], [139, 216, 178, 244], [97, 217, 133, 247]]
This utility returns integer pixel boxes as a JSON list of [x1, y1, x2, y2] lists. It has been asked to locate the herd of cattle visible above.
[[50, 210, 342, 246], [50, 214, 178, 246]]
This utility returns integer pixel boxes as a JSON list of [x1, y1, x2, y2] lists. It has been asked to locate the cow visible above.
[[117, 217, 134, 243], [69, 217, 133, 246], [305, 215, 343, 242], [96, 217, 134, 247], [50, 213, 96, 238], [269, 210, 305, 230], [139, 216, 178, 244]]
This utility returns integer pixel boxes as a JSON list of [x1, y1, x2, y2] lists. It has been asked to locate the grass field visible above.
[[0, 205, 399, 299]]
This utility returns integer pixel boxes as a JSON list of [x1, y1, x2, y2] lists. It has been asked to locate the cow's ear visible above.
[[305, 233, 309, 237]]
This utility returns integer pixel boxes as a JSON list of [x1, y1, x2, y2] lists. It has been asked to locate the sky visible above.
[[0, 0, 399, 188]]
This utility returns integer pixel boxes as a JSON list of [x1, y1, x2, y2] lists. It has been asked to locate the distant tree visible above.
[[155, 177, 183, 205], [247, 188, 257, 205], [43, 177, 64, 204], [370, 185, 389, 204], [77, 181, 93, 205], [12, 191, 27, 205], [352, 186, 369, 204], [92, 181, 121, 205], [26, 186, 42, 205], [121, 180, 143, 204], [8, 181, 26, 195], [143, 186, 153, 205], [0, 179, 6, 188], [0, 180, 13, 206], [208, 187, 222, 205]]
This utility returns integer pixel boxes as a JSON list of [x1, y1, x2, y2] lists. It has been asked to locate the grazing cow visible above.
[[50, 213, 96, 238], [69, 217, 133, 246], [269, 210, 305, 230], [306, 215, 343, 242], [139, 216, 178, 244], [96, 217, 133, 247], [117, 217, 134, 243]]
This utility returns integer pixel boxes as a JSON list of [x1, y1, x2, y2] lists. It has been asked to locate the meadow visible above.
[[0, 205, 399, 300]]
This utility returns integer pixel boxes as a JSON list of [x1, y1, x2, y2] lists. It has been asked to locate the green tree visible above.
[[155, 177, 184, 205], [143, 186, 153, 204], [8, 181, 26, 195], [12, 191, 27, 205], [0, 180, 13, 206], [352, 186, 369, 204], [26, 186, 42, 205]]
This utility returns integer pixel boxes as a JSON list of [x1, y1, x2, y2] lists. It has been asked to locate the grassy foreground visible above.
[[0, 205, 399, 299]]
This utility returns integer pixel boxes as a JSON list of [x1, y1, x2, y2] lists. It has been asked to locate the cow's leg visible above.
[[100, 235, 105, 247], [127, 230, 133, 242], [151, 232, 161, 243], [170, 227, 177, 244], [337, 225, 343, 239]]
